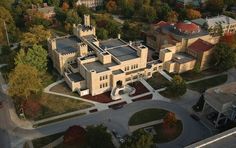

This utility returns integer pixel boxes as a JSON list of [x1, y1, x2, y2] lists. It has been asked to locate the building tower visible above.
[[84, 14, 90, 27]]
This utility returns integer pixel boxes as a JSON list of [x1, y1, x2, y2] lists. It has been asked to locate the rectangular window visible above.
[[100, 84, 102, 88]]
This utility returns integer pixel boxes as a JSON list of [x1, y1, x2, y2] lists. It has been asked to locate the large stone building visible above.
[[146, 20, 219, 74], [48, 15, 161, 98], [75, 0, 103, 8]]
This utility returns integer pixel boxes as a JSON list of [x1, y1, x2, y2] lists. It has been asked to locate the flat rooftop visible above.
[[108, 46, 138, 61], [100, 39, 126, 49], [83, 60, 118, 73], [186, 127, 236, 148], [56, 36, 81, 55], [100, 39, 139, 61], [173, 53, 195, 64], [67, 72, 85, 82], [112, 69, 123, 75], [204, 82, 236, 112]]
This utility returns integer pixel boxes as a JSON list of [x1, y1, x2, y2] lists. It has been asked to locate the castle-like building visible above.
[[48, 15, 160, 98]]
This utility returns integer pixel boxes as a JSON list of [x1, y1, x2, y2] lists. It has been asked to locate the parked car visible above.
[[112, 104, 123, 110], [190, 114, 200, 121]]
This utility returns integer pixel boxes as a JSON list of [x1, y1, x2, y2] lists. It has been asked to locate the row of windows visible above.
[[100, 82, 108, 88], [100, 75, 108, 81], [125, 64, 139, 71]]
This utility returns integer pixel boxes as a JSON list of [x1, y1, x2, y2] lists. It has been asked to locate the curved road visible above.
[[3, 99, 210, 148]]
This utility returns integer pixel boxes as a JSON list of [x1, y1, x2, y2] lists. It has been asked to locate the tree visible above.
[[86, 125, 114, 148], [62, 1, 70, 11], [21, 25, 51, 48], [15, 45, 48, 73], [212, 43, 236, 70], [63, 125, 87, 146], [106, 0, 117, 13], [163, 112, 177, 128], [167, 75, 186, 97], [121, 129, 153, 148], [186, 9, 201, 20], [166, 10, 178, 23], [97, 28, 109, 40], [64, 9, 82, 31], [0, 6, 17, 44], [220, 33, 236, 49], [8, 64, 42, 99], [206, 0, 224, 15], [23, 99, 42, 119], [193, 62, 201, 74]]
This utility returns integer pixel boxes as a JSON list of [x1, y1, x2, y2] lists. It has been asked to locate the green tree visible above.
[[86, 125, 114, 148], [121, 129, 153, 148], [21, 25, 51, 48], [15, 45, 48, 73], [167, 75, 187, 97], [97, 28, 109, 40], [0, 6, 17, 44], [8, 64, 42, 99], [193, 63, 201, 74], [212, 43, 236, 70], [207, 0, 224, 15]]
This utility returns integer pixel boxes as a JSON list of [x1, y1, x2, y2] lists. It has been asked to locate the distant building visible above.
[[176, 0, 207, 8], [48, 15, 161, 98], [75, 0, 103, 8], [146, 20, 219, 73], [202, 82, 236, 128], [192, 15, 236, 35], [25, 3, 55, 21]]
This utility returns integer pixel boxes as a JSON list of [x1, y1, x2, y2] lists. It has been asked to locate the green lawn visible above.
[[20, 93, 94, 121], [129, 108, 168, 126], [159, 89, 179, 99], [50, 82, 80, 97], [146, 72, 170, 90], [34, 112, 86, 127], [152, 120, 183, 143], [187, 74, 228, 92], [178, 69, 224, 81], [32, 132, 64, 148]]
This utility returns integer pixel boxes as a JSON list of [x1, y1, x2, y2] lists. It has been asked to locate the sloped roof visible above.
[[188, 39, 214, 52]]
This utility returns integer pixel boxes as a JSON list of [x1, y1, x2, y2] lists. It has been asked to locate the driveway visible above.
[[6, 100, 210, 148]]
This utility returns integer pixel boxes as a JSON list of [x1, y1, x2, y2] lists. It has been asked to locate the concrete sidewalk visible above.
[[129, 119, 163, 132]]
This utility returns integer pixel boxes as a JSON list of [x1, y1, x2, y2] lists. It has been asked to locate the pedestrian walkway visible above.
[[42, 136, 63, 148], [159, 70, 172, 81], [186, 72, 227, 84], [129, 119, 163, 132]]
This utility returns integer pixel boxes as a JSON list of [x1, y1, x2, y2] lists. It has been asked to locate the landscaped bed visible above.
[[187, 74, 228, 92], [18, 93, 94, 121], [129, 81, 149, 96], [83, 91, 120, 103], [159, 89, 178, 99], [132, 94, 153, 102], [50, 82, 79, 97], [129, 108, 168, 126], [146, 72, 170, 90], [152, 120, 183, 143], [32, 132, 64, 148]]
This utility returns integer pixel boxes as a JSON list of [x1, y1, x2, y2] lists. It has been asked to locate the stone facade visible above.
[[48, 15, 161, 97]]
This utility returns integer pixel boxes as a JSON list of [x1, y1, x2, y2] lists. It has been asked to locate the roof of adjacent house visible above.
[[188, 39, 214, 52], [175, 21, 201, 34]]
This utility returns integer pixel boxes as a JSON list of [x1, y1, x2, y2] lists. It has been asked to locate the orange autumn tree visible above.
[[106, 0, 117, 13], [220, 33, 236, 49], [62, 2, 69, 11], [186, 9, 202, 20], [163, 112, 177, 128]]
